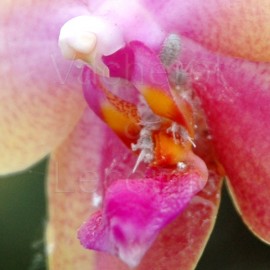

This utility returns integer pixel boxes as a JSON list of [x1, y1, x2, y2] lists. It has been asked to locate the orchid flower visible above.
[[1, 0, 270, 269]]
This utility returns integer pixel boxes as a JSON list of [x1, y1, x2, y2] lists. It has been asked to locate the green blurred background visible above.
[[0, 158, 270, 270]]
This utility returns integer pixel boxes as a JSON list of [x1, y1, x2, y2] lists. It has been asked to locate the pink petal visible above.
[[78, 155, 208, 268], [180, 37, 270, 243], [47, 108, 109, 269], [0, 1, 89, 174], [93, 1, 165, 50], [142, 0, 270, 61], [95, 170, 222, 270]]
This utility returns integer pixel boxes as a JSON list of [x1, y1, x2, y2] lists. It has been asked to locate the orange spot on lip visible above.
[[95, 76, 141, 146], [104, 88, 140, 122], [153, 131, 192, 167], [142, 87, 194, 136], [102, 105, 140, 146]]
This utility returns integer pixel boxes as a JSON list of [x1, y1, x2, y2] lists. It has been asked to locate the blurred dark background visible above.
[[0, 158, 270, 270]]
